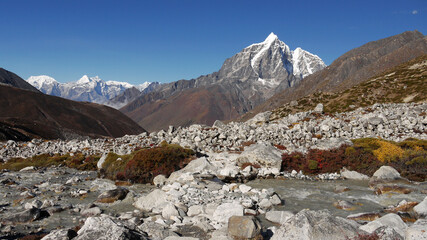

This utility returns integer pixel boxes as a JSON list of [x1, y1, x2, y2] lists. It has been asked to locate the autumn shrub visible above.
[[101, 142, 195, 184], [372, 140, 404, 162], [280, 138, 426, 181]]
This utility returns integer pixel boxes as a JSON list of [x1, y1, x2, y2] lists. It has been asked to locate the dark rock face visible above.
[[248, 30, 427, 118], [0, 83, 146, 141], [0, 68, 40, 92]]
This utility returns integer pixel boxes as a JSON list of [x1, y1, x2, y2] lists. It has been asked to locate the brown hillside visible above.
[[127, 84, 249, 132], [0, 85, 146, 141]]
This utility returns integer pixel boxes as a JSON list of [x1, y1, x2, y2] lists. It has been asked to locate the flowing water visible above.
[[248, 178, 427, 218]]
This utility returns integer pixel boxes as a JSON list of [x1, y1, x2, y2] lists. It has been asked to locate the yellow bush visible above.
[[372, 140, 404, 162]]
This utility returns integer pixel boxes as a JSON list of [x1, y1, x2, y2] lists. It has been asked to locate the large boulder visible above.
[[1, 208, 42, 224], [405, 219, 427, 240], [75, 216, 147, 240], [236, 142, 282, 170], [359, 213, 407, 238], [227, 216, 262, 239], [270, 209, 361, 240], [212, 202, 244, 224], [133, 189, 168, 213], [97, 187, 129, 203], [41, 229, 77, 240], [414, 196, 427, 218], [265, 211, 294, 225], [372, 166, 401, 180], [167, 157, 216, 183], [340, 168, 369, 180]]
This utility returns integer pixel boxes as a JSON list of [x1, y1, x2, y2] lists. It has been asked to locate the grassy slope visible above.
[[271, 54, 427, 120]]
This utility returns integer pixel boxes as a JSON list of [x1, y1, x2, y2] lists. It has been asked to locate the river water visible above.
[[247, 178, 426, 218]]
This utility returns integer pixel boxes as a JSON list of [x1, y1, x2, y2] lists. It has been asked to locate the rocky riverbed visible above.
[[0, 102, 426, 239]]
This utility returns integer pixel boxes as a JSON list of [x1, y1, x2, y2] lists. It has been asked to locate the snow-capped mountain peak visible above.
[[292, 47, 326, 78], [27, 75, 155, 108], [27, 75, 59, 88], [218, 32, 326, 91], [263, 32, 279, 44]]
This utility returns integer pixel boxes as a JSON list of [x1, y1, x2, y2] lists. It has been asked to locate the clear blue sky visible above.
[[0, 0, 425, 85]]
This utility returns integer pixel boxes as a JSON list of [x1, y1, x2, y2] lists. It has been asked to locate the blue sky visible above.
[[0, 0, 425, 85]]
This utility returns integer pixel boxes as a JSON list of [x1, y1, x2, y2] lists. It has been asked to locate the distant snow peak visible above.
[[27, 75, 58, 88], [77, 75, 91, 84], [27, 74, 154, 107]]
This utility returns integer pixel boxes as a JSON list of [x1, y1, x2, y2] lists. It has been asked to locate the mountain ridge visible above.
[[121, 33, 326, 131], [239, 30, 427, 121], [27, 75, 158, 108]]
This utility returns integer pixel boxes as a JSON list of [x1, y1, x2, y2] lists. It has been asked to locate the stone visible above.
[[162, 203, 179, 220], [314, 103, 324, 113], [24, 199, 43, 209], [334, 185, 350, 193], [270, 194, 282, 205], [374, 226, 404, 240], [212, 202, 244, 223], [340, 168, 369, 180], [239, 184, 252, 193], [134, 189, 168, 212], [259, 199, 273, 209], [213, 120, 226, 129], [81, 207, 102, 217], [270, 209, 361, 240], [1, 208, 42, 224], [41, 229, 78, 240], [405, 219, 427, 240], [236, 142, 282, 170], [153, 174, 167, 187], [227, 216, 262, 239], [97, 154, 107, 169], [359, 213, 407, 237], [90, 178, 117, 192], [372, 166, 401, 180], [97, 187, 129, 203], [137, 222, 179, 239], [75, 216, 147, 240], [414, 196, 427, 217], [188, 205, 204, 217], [265, 211, 294, 225], [19, 166, 36, 172]]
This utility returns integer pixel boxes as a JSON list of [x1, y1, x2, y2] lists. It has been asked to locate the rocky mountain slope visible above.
[[121, 33, 326, 131], [27, 75, 157, 107], [0, 69, 146, 141], [243, 30, 427, 120], [268, 54, 427, 120], [0, 68, 40, 92]]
